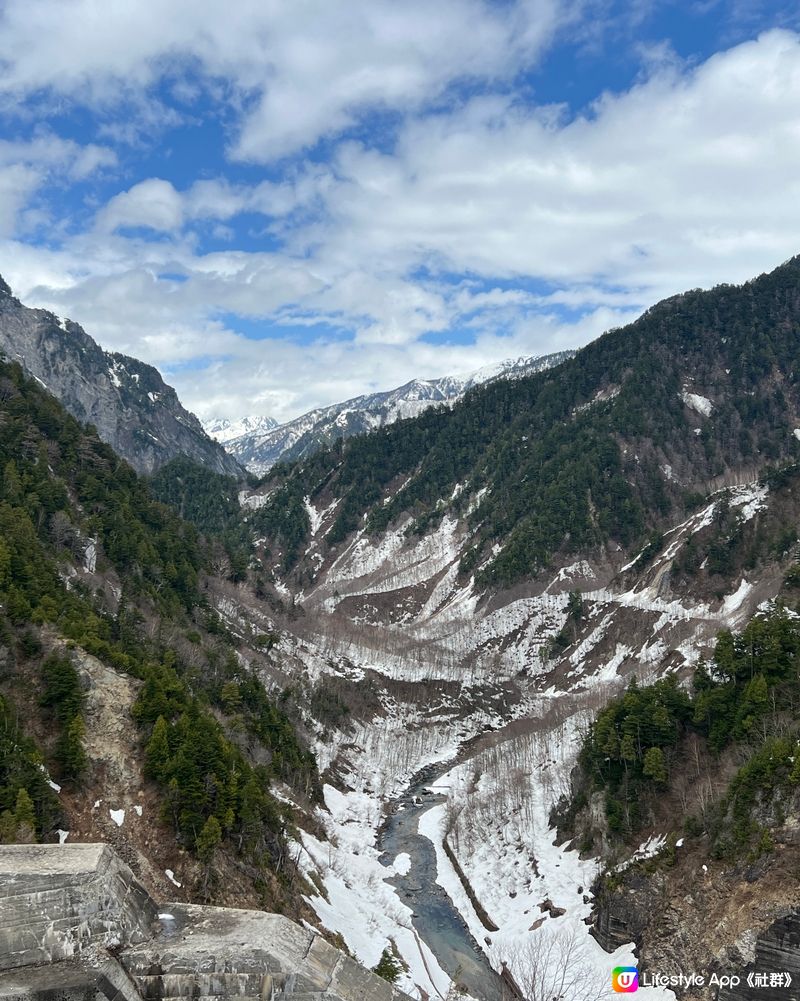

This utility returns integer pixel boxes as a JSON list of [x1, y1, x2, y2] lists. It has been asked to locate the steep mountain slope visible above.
[[183, 255, 800, 999], [0, 277, 242, 476], [0, 356, 320, 920], [245, 255, 800, 594], [14, 255, 800, 1000], [208, 352, 573, 474]]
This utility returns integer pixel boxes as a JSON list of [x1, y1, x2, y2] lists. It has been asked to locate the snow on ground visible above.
[[304, 497, 327, 537], [610, 835, 668, 875], [721, 579, 753, 620], [165, 869, 182, 887], [109, 808, 125, 827], [38, 764, 61, 793], [681, 391, 714, 417], [298, 786, 453, 1001], [238, 489, 271, 510], [730, 482, 768, 521], [266, 477, 777, 999], [424, 708, 676, 999], [393, 852, 412, 876]]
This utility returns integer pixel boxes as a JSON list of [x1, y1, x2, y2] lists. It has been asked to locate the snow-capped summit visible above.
[[202, 415, 279, 445], [214, 351, 574, 475]]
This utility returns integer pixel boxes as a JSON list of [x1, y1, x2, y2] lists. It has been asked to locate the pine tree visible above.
[[0, 810, 15, 843], [144, 716, 172, 781], [57, 715, 87, 782], [643, 746, 667, 785], [13, 788, 37, 843], [196, 814, 222, 897], [196, 814, 222, 862], [373, 948, 402, 984]]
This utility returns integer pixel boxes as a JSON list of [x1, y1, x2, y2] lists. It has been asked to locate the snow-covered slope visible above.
[[210, 351, 574, 474], [203, 414, 279, 445], [213, 471, 790, 1001]]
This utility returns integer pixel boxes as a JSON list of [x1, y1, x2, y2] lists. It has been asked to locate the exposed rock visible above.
[[0, 845, 410, 1001], [720, 912, 800, 1001], [0, 281, 242, 477]]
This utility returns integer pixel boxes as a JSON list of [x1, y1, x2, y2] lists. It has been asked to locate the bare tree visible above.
[[504, 925, 613, 1001]]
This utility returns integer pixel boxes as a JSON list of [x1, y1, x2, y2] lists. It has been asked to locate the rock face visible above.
[[0, 282, 242, 477], [720, 912, 800, 1001], [0, 845, 409, 1001]]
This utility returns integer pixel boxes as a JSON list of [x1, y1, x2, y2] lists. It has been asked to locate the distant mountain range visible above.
[[0, 276, 241, 477], [203, 415, 280, 447], [203, 351, 575, 474]]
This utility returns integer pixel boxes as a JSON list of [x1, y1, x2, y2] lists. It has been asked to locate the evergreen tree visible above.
[[13, 788, 37, 843], [144, 716, 172, 781], [642, 746, 667, 785], [373, 948, 402, 984], [196, 814, 222, 862], [56, 715, 87, 782]]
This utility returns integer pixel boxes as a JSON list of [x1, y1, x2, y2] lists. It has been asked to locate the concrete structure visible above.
[[0, 846, 409, 1001]]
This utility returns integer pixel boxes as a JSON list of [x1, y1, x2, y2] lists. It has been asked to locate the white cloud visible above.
[[303, 29, 800, 302], [0, 133, 115, 237], [0, 0, 571, 160], [3, 24, 800, 423], [97, 179, 185, 233]]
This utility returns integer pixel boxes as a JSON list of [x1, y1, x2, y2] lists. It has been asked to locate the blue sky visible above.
[[0, 0, 799, 421]]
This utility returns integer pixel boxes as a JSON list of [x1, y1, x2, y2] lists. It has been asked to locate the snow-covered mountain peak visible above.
[[215, 350, 574, 474], [202, 414, 279, 445]]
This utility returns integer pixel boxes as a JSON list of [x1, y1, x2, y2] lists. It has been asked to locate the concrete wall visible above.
[[0, 846, 409, 1001]]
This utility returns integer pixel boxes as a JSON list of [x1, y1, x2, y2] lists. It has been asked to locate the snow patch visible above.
[[393, 852, 412, 876], [681, 391, 713, 416], [38, 764, 61, 793], [721, 579, 753, 619], [56, 829, 69, 844], [109, 808, 125, 827], [238, 489, 271, 510], [83, 538, 97, 574], [165, 869, 182, 887]]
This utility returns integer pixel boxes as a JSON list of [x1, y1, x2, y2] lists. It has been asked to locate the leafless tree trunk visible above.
[[504, 926, 612, 1001]]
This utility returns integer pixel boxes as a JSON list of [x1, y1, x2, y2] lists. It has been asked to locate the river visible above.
[[378, 763, 511, 1001]]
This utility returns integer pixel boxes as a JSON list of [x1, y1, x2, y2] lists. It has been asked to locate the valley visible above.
[[5, 259, 800, 1001]]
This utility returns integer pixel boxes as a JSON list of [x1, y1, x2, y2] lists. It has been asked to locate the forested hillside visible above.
[[0, 356, 317, 911], [250, 256, 800, 589]]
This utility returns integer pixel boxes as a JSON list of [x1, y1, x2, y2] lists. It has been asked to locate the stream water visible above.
[[378, 764, 510, 1001]]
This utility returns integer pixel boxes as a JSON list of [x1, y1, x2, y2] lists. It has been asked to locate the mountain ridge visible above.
[[0, 278, 242, 477], [205, 351, 575, 474]]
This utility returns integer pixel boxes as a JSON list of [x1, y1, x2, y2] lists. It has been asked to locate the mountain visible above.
[[0, 277, 242, 477], [0, 351, 319, 918], [203, 414, 279, 445], [12, 256, 800, 1000], [209, 351, 574, 474], [187, 255, 800, 996], [243, 256, 800, 590]]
